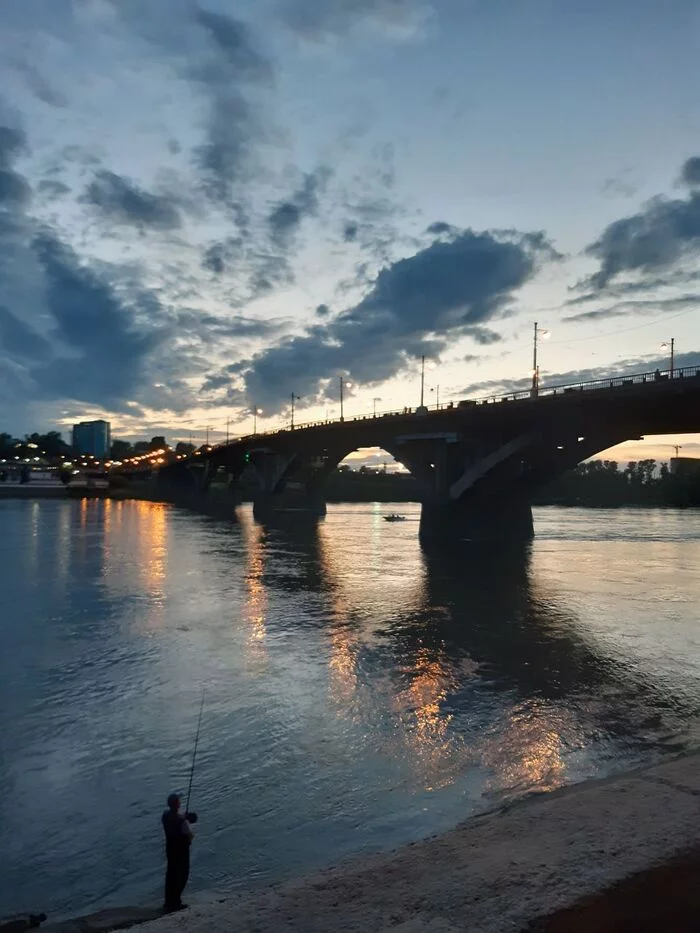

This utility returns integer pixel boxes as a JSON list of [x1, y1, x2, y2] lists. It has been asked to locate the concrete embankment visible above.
[[141, 752, 700, 933]]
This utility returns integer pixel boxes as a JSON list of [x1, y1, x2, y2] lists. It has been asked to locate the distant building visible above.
[[670, 457, 700, 477], [72, 420, 111, 458]]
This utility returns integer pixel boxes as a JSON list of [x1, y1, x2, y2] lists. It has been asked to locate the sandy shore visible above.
[[95, 751, 696, 933]]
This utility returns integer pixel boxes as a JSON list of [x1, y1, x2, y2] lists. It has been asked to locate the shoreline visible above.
[[0, 486, 699, 512], [29, 750, 700, 933]]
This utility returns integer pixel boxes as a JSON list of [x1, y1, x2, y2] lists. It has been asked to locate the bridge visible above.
[[146, 364, 700, 542]]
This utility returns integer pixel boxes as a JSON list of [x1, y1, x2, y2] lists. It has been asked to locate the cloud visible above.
[[29, 232, 167, 409], [565, 295, 700, 323], [0, 125, 31, 207], [0, 125, 28, 167], [190, 9, 273, 207], [0, 305, 50, 360], [279, 0, 431, 40], [679, 156, 700, 189], [37, 179, 71, 199], [457, 350, 700, 400], [176, 310, 279, 342], [343, 221, 358, 242], [464, 325, 503, 345], [195, 7, 273, 82], [268, 167, 330, 247], [83, 170, 183, 231], [583, 165, 700, 290], [232, 226, 553, 411]]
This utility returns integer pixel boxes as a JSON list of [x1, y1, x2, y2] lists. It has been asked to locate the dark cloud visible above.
[[84, 170, 182, 231], [37, 179, 71, 199], [235, 226, 553, 411], [0, 125, 31, 207], [279, 0, 428, 39], [14, 60, 67, 108], [0, 126, 27, 167], [565, 295, 700, 323], [0, 306, 49, 359], [268, 167, 330, 247], [464, 325, 502, 345], [0, 167, 31, 206], [29, 232, 166, 409], [190, 10, 273, 207], [176, 310, 278, 342], [426, 221, 456, 236], [195, 8, 272, 81], [679, 157, 700, 189], [584, 172, 700, 290]]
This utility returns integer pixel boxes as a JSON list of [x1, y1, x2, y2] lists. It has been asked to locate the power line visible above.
[[548, 305, 697, 345]]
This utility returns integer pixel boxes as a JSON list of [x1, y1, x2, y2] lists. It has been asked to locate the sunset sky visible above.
[[1, 0, 699, 463]]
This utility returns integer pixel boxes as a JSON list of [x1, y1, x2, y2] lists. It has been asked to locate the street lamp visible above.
[[290, 393, 300, 430], [430, 385, 440, 409], [252, 407, 263, 435], [531, 322, 550, 398], [205, 424, 213, 446], [372, 396, 382, 417], [419, 354, 426, 408], [661, 338, 675, 378], [339, 376, 353, 422]]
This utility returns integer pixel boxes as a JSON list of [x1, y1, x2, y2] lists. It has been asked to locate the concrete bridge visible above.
[[151, 364, 700, 542]]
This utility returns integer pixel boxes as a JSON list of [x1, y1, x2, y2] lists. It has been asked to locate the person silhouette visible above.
[[161, 792, 198, 912]]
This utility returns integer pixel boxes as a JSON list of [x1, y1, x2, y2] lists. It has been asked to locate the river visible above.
[[2, 499, 700, 920]]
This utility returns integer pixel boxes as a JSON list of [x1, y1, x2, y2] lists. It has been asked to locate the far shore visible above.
[[1, 483, 699, 512]]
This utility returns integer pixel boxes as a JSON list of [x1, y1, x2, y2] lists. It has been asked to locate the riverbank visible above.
[[30, 751, 700, 933]]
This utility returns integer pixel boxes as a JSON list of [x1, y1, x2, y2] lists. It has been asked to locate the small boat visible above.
[[383, 513, 406, 522]]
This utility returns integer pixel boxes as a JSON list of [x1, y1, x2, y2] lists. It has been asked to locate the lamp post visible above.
[[225, 417, 230, 445], [253, 407, 262, 435], [205, 424, 213, 446], [661, 338, 675, 377], [339, 376, 353, 422], [290, 393, 300, 430], [430, 385, 440, 409], [372, 396, 381, 417], [420, 354, 426, 408], [531, 322, 550, 398]]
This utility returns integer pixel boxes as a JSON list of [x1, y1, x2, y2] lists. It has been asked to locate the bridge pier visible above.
[[419, 494, 534, 544]]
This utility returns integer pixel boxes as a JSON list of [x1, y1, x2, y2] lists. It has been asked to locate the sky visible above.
[[1, 0, 699, 463]]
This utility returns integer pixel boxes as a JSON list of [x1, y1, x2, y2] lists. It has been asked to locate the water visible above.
[[2, 499, 700, 919]]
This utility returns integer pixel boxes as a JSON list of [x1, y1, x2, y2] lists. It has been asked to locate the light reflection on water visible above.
[[2, 500, 700, 919]]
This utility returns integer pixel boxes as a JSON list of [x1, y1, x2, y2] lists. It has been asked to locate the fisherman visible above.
[[162, 792, 198, 913]]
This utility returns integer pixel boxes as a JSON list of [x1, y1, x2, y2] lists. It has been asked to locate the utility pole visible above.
[[205, 425, 213, 446], [662, 338, 675, 377], [339, 376, 352, 422], [290, 393, 300, 430], [225, 417, 230, 445], [373, 396, 381, 417], [420, 354, 426, 408], [531, 322, 539, 398], [531, 322, 550, 398]]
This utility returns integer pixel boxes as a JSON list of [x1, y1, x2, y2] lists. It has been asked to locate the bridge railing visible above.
[[174, 364, 700, 456]]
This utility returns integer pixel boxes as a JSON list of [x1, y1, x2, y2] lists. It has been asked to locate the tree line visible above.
[[324, 459, 700, 508]]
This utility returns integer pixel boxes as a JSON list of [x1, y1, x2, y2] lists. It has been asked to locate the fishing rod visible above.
[[185, 688, 205, 816]]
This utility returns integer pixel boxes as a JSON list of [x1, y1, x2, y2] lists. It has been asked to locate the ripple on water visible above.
[[1, 500, 700, 919]]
